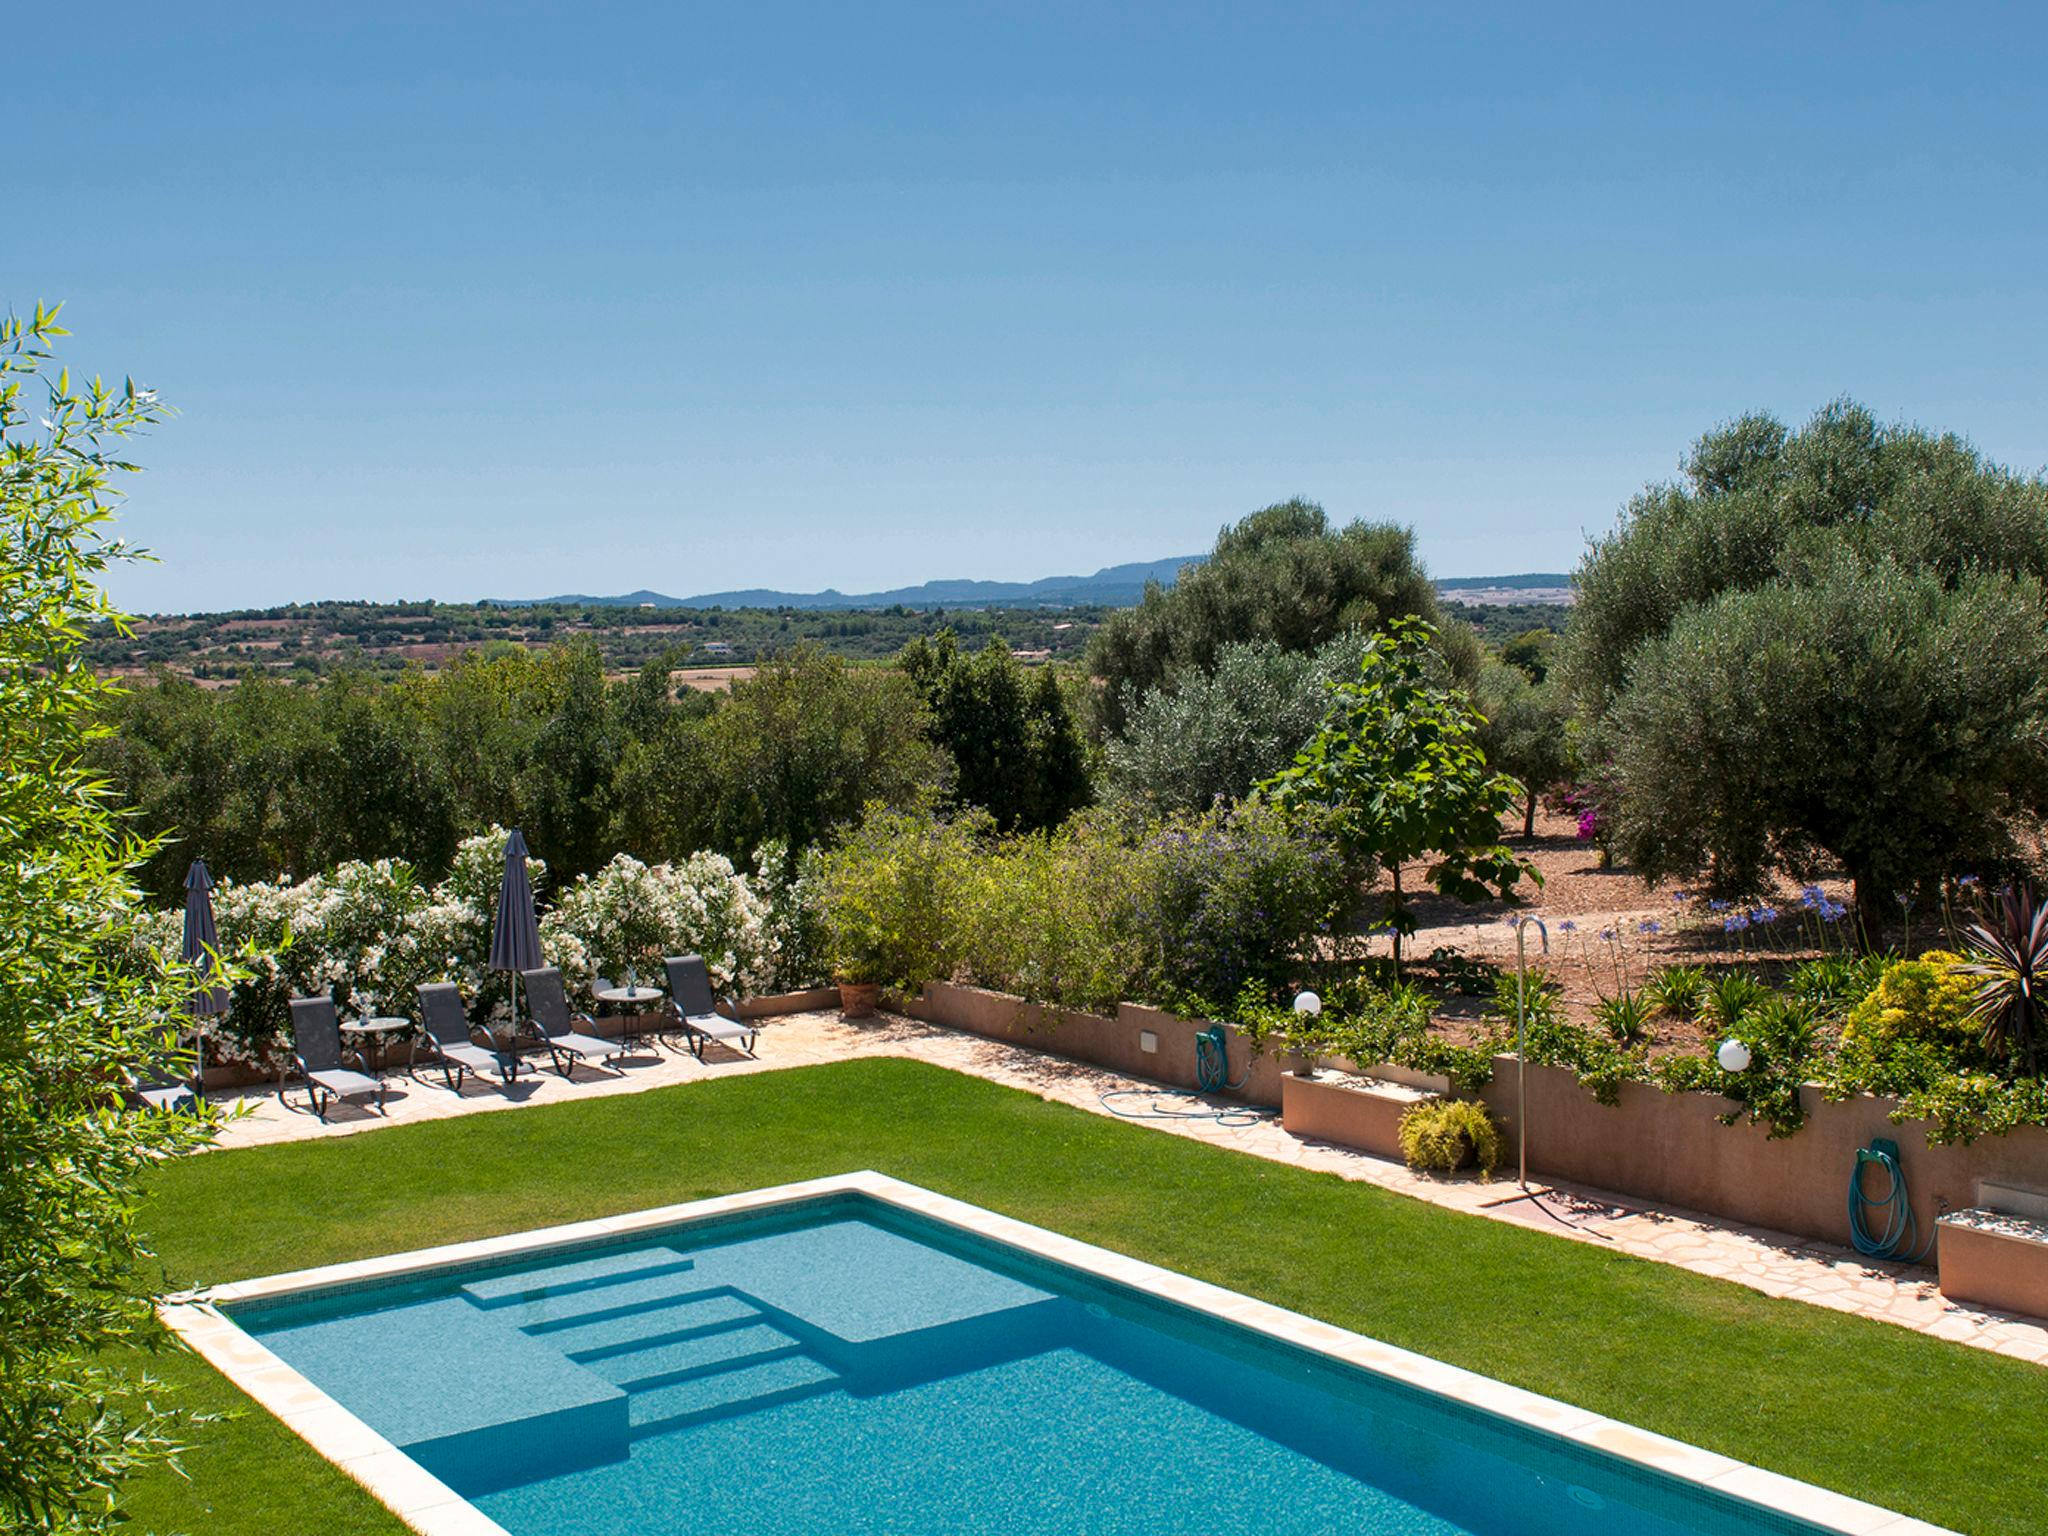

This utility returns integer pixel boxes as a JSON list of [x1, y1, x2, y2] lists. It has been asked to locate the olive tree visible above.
[[1601, 554, 2048, 913], [1473, 661, 1573, 837], [1101, 631, 1373, 814], [1086, 498, 1464, 737], [1561, 401, 2048, 915], [1, 305, 219, 1531]]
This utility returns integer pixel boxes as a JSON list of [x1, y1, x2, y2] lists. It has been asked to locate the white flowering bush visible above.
[[542, 851, 776, 999], [754, 840, 831, 990], [131, 828, 540, 1064], [132, 828, 816, 1065]]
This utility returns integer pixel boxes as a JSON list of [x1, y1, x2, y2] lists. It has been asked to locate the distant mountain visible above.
[[1435, 572, 1571, 591], [492, 558, 1574, 612], [496, 556, 1206, 611]]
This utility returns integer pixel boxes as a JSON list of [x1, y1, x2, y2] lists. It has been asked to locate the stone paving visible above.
[[204, 1009, 2048, 1369]]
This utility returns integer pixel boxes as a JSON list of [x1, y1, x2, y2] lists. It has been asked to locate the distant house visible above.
[[1010, 648, 1052, 662], [701, 640, 734, 656]]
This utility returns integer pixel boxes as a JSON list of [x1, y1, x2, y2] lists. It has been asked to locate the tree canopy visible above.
[[898, 630, 1092, 832], [1561, 400, 2048, 708], [1561, 402, 2048, 910], [1260, 620, 1536, 969], [1473, 661, 1573, 837], [99, 641, 950, 899], [1102, 631, 1370, 815], [1086, 498, 1458, 737], [1, 305, 219, 1531]]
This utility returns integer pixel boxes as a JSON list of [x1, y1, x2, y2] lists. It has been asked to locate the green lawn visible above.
[[129, 1058, 2042, 1535]]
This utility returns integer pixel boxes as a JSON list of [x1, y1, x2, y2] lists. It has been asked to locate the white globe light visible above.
[[1716, 1038, 1753, 1074], [1293, 990, 1322, 1017]]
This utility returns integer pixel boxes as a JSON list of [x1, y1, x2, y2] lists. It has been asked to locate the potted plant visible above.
[[836, 975, 884, 1020], [824, 887, 893, 1019]]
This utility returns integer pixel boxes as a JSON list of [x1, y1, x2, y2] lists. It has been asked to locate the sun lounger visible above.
[[521, 966, 630, 1077], [416, 982, 514, 1088], [661, 954, 758, 1059], [287, 995, 384, 1120]]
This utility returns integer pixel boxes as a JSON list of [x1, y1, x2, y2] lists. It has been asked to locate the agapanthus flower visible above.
[[1638, 919, 1661, 935], [1723, 914, 1750, 933], [1753, 906, 1778, 924]]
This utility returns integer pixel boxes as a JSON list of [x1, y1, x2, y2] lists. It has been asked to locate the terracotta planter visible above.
[[837, 982, 882, 1019]]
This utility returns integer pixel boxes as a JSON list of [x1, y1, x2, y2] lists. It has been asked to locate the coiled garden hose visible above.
[[1848, 1138, 1936, 1264], [1100, 1026, 1267, 1126], [1194, 1025, 1250, 1094]]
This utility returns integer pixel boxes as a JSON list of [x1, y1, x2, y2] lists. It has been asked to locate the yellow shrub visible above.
[[1397, 1097, 1503, 1177], [1841, 951, 1978, 1049]]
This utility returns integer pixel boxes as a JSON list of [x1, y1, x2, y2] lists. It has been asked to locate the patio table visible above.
[[595, 984, 667, 1045], [340, 1016, 412, 1081]]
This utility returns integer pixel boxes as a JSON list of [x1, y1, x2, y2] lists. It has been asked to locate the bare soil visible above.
[[1351, 810, 1938, 1058]]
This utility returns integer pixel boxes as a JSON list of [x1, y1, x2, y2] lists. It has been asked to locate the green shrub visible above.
[[1642, 964, 1706, 1019], [1398, 1098, 1504, 1176], [816, 803, 985, 994], [1127, 798, 1359, 1011], [1483, 974, 1640, 1105], [1490, 965, 1563, 1030], [1786, 953, 1885, 1016], [820, 795, 1357, 1019], [1705, 971, 1770, 1031], [959, 812, 1153, 1017], [1716, 994, 1823, 1137], [1422, 946, 1501, 998]]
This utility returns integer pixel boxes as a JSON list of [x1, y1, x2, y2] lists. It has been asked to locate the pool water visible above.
[[240, 1197, 1824, 1535]]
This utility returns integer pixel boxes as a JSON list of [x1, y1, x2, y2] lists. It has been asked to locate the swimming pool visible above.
[[166, 1172, 1949, 1536]]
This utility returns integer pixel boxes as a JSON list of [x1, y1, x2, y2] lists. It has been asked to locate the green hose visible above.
[[1849, 1138, 1935, 1263], [1099, 1026, 1265, 1126], [1195, 1025, 1249, 1094]]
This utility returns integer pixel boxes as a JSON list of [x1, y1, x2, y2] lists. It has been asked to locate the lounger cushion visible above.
[[434, 1041, 501, 1073], [684, 1013, 754, 1045], [550, 1032, 624, 1061], [309, 1066, 381, 1099]]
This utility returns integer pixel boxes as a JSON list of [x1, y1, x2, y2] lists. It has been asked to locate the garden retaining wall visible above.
[[902, 981, 1296, 1110], [903, 982, 2048, 1259], [1473, 1057, 2048, 1252]]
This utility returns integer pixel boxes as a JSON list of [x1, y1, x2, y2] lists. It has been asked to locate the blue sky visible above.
[[15, 3, 2047, 612]]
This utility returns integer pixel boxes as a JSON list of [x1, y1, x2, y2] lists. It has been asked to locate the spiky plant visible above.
[[1642, 963, 1707, 1019], [1594, 990, 1654, 1046], [1705, 971, 1770, 1031], [1955, 886, 2048, 1076]]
